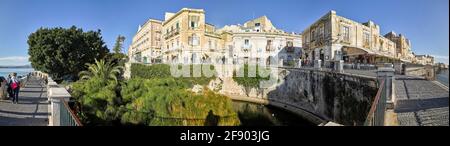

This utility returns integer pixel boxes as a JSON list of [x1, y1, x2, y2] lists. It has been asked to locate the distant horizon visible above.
[[0, 0, 448, 65]]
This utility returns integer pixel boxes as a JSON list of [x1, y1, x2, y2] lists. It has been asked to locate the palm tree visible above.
[[79, 59, 123, 82]]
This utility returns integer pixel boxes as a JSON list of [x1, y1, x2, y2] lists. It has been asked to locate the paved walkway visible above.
[[0, 76, 49, 126], [394, 77, 449, 126]]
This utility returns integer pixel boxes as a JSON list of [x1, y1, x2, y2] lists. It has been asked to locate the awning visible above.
[[342, 47, 375, 56]]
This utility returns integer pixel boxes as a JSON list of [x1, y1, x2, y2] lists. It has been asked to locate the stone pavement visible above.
[[0, 76, 49, 126], [394, 77, 449, 126]]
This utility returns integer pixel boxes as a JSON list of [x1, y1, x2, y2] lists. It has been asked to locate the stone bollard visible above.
[[376, 67, 395, 109], [334, 60, 344, 73], [48, 87, 71, 126], [314, 60, 322, 69]]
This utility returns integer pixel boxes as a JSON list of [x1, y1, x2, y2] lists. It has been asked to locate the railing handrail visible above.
[[59, 98, 83, 126], [365, 79, 385, 125]]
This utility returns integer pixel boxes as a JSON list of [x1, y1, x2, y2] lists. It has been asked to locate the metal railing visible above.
[[364, 79, 386, 126], [59, 98, 83, 126]]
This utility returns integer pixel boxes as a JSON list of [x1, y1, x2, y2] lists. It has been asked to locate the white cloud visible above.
[[430, 55, 449, 59], [0, 56, 30, 66]]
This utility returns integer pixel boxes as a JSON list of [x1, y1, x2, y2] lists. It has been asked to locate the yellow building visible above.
[[128, 19, 163, 64], [162, 8, 225, 64], [129, 8, 301, 66], [384, 31, 414, 62], [414, 54, 435, 65], [302, 10, 398, 67]]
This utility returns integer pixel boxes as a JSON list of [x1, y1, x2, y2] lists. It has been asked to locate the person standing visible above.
[[6, 74, 13, 99], [10, 73, 20, 104]]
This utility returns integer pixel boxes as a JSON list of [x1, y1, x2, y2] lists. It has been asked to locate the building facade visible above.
[[302, 10, 398, 67], [128, 19, 163, 64], [384, 31, 414, 62], [128, 8, 302, 66], [414, 54, 435, 65], [161, 8, 226, 64], [218, 16, 302, 66]]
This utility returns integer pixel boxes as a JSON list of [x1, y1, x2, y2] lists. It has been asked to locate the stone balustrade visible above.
[[31, 71, 75, 126]]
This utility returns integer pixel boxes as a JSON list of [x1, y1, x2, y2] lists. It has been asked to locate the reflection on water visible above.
[[232, 101, 314, 126]]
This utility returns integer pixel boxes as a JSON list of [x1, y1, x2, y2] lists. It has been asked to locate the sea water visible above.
[[0, 68, 34, 78]]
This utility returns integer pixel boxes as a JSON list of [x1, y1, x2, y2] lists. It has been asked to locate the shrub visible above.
[[130, 63, 216, 87], [120, 78, 240, 126], [71, 77, 123, 125]]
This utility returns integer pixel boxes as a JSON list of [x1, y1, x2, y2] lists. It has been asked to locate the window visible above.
[[255, 23, 261, 27], [208, 40, 212, 49], [363, 32, 370, 46], [176, 22, 179, 29], [266, 40, 273, 51], [341, 26, 350, 42], [189, 34, 199, 46], [311, 30, 316, 41], [189, 16, 199, 29], [244, 39, 249, 46]]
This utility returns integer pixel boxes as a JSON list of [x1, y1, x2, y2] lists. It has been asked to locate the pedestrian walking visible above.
[[6, 74, 13, 99], [10, 73, 21, 104]]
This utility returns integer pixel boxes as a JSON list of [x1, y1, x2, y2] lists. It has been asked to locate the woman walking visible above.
[[10, 73, 21, 104]]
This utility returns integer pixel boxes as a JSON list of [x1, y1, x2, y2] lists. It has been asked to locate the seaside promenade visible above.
[[0, 76, 49, 126]]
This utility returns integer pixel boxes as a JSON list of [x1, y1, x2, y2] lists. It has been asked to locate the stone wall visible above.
[[404, 65, 435, 80], [218, 67, 379, 125]]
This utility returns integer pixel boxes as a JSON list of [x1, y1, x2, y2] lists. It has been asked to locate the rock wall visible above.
[[219, 67, 379, 125]]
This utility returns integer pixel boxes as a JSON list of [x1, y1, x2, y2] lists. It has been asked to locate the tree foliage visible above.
[[27, 26, 109, 81], [121, 78, 240, 126], [112, 35, 125, 54], [71, 77, 123, 125], [71, 59, 124, 125], [130, 63, 216, 87], [71, 62, 239, 126], [233, 64, 271, 96], [233, 64, 271, 88], [79, 59, 123, 83]]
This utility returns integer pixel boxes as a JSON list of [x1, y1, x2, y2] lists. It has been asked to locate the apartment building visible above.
[[302, 10, 397, 67], [384, 31, 414, 62], [160, 8, 226, 64], [415, 54, 435, 65], [218, 16, 302, 66], [128, 8, 301, 66], [128, 19, 163, 64]]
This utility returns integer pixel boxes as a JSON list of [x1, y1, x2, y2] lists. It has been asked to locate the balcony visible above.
[[163, 28, 180, 40], [242, 44, 252, 52], [205, 31, 221, 38]]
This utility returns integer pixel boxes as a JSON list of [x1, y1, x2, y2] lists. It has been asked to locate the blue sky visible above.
[[0, 0, 448, 65]]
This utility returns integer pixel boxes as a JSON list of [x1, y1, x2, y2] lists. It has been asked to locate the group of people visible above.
[[0, 73, 21, 104]]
